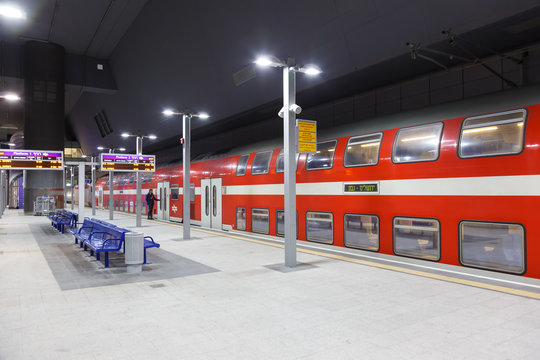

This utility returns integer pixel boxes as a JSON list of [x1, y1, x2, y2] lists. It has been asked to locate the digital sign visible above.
[[344, 183, 379, 194], [100, 153, 155, 172], [0, 150, 63, 170]]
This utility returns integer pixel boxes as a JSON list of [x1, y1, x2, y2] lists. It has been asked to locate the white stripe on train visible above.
[[104, 174, 540, 197]]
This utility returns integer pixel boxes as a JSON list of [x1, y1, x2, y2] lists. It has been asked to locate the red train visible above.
[[95, 96, 540, 279]]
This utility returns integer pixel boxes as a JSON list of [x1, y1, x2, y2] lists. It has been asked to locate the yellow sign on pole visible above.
[[297, 119, 317, 153]]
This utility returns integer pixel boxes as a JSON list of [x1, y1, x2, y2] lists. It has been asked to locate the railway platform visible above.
[[1, 208, 540, 359]]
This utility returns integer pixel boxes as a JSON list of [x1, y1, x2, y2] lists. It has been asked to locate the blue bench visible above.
[[49, 210, 78, 234], [68, 218, 160, 268]]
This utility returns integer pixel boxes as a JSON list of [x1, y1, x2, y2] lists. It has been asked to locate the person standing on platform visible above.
[[145, 189, 159, 219]]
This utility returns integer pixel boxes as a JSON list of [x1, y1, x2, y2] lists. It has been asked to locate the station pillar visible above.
[[22, 41, 65, 214]]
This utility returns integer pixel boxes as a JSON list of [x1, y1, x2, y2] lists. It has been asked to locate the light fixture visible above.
[[1, 93, 21, 101], [121, 133, 130, 138], [254, 55, 285, 68], [118, 147, 126, 152], [299, 64, 322, 76], [148, 134, 157, 140], [97, 146, 104, 150], [162, 109, 176, 116], [0, 5, 26, 19]]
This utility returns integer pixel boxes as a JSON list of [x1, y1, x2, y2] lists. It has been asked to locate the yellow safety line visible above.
[[122, 213, 540, 299]]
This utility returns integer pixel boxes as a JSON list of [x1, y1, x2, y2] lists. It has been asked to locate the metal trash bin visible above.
[[125, 232, 144, 273]]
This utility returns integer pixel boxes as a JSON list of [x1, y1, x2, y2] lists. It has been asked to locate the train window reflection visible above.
[[251, 208, 269, 234], [344, 214, 379, 251], [393, 123, 443, 163], [275, 149, 299, 173], [251, 151, 272, 175], [344, 133, 382, 167], [276, 210, 298, 237], [147, 173, 153, 184], [306, 140, 337, 170], [460, 221, 525, 274], [236, 154, 249, 176], [393, 217, 440, 261], [459, 109, 526, 158], [236, 207, 246, 231], [306, 212, 333, 244]]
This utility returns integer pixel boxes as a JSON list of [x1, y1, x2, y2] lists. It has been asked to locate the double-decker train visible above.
[[93, 88, 540, 279]]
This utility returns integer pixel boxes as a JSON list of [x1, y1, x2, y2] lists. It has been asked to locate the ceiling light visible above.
[[254, 55, 284, 68], [118, 147, 126, 152], [300, 64, 322, 76], [7, 142, 15, 146], [148, 135, 157, 140], [162, 109, 175, 116], [1, 93, 21, 101], [97, 146, 105, 150], [197, 113, 209, 119], [0, 5, 26, 19], [121, 133, 130, 138]]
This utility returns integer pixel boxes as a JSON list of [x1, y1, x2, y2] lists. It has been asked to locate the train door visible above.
[[200, 178, 222, 230], [157, 181, 170, 221]]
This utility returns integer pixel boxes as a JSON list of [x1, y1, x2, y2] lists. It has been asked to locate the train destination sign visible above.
[[0, 150, 63, 170], [100, 153, 156, 172], [343, 182, 379, 194]]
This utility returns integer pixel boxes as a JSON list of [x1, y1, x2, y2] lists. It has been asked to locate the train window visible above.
[[460, 221, 525, 274], [275, 149, 299, 173], [344, 133, 383, 167], [251, 151, 272, 175], [205, 186, 209, 216], [306, 140, 337, 170], [236, 207, 246, 231], [129, 174, 135, 185], [344, 214, 379, 251], [147, 173, 153, 184], [251, 208, 269, 234], [170, 184, 179, 201], [306, 212, 333, 244], [393, 123, 443, 163], [141, 174, 147, 184], [276, 210, 298, 237], [458, 109, 526, 158], [393, 217, 440, 261], [190, 183, 195, 202], [236, 154, 249, 176]]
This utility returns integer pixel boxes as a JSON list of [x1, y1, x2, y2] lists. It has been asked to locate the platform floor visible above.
[[1, 208, 540, 359]]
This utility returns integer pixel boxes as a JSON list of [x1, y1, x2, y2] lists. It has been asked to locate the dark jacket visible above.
[[145, 193, 157, 205]]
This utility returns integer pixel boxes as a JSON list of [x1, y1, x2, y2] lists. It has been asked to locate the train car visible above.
[[96, 88, 540, 279]]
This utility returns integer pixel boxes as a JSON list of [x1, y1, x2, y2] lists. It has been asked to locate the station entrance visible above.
[[200, 178, 222, 230], [157, 181, 170, 221]]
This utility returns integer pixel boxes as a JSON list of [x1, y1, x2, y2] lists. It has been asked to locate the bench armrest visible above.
[[143, 236, 156, 244]]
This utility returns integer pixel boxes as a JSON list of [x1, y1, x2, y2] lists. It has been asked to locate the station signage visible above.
[[0, 150, 63, 170], [297, 119, 317, 153], [343, 182, 380, 194], [100, 153, 156, 172]]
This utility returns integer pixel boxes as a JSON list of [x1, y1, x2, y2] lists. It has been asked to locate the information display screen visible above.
[[100, 153, 155, 172], [343, 183, 379, 193], [0, 150, 63, 170]]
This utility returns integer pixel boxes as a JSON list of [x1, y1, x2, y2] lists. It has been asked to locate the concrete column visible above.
[[22, 41, 65, 214], [78, 162, 85, 219]]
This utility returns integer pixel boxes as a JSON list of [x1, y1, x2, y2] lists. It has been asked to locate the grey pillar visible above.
[[283, 62, 297, 267], [0, 170, 5, 218], [63, 167, 67, 208], [78, 162, 85, 219], [91, 157, 96, 216], [109, 149, 114, 220], [183, 114, 191, 240], [22, 41, 65, 214], [136, 137, 142, 227], [70, 167, 74, 210]]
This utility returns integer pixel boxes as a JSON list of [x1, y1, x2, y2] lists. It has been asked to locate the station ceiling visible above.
[[1, 0, 540, 162]]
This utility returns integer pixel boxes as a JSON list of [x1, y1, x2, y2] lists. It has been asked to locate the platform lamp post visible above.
[[81, 154, 98, 216], [121, 132, 157, 227], [254, 56, 321, 267], [97, 146, 126, 220], [162, 109, 209, 240]]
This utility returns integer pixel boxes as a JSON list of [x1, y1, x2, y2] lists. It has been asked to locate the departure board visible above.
[[0, 150, 63, 170], [100, 153, 156, 172]]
